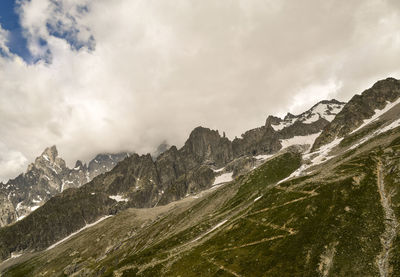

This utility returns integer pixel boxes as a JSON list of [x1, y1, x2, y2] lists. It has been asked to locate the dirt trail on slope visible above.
[[205, 258, 242, 277], [376, 158, 398, 277]]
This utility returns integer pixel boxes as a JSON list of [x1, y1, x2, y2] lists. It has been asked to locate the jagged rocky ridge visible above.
[[0, 98, 345, 259], [0, 146, 130, 227], [312, 77, 400, 151]]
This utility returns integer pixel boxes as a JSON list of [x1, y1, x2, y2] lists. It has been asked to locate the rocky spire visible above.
[[41, 145, 58, 162]]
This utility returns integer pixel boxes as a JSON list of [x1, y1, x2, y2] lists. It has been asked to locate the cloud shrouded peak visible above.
[[0, 0, 400, 181]]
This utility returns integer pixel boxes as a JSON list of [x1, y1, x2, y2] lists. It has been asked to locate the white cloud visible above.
[[0, 0, 400, 181], [0, 24, 11, 57], [0, 142, 28, 180]]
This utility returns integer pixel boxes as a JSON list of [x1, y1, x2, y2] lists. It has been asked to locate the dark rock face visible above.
[[0, 146, 129, 227], [265, 115, 281, 126], [232, 125, 281, 157], [181, 127, 233, 167], [88, 153, 129, 180], [278, 118, 329, 139], [0, 189, 117, 257], [312, 78, 400, 151]]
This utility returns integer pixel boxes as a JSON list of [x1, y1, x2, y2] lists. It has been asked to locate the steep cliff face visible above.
[[232, 125, 281, 156], [88, 153, 130, 180], [312, 78, 400, 151], [0, 194, 16, 227], [180, 127, 233, 167]]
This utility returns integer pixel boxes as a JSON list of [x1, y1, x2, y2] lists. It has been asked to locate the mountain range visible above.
[[0, 77, 400, 276], [0, 147, 130, 227]]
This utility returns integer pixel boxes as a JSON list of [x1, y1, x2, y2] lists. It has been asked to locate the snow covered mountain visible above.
[[0, 146, 130, 226], [268, 99, 345, 131]]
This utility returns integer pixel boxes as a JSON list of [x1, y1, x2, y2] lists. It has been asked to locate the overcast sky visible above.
[[0, 0, 400, 182]]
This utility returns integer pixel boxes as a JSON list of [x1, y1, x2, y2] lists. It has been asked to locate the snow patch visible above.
[[302, 113, 320, 124], [61, 180, 73, 192], [48, 166, 58, 174], [271, 120, 295, 131], [305, 137, 343, 166], [254, 195, 263, 202], [351, 98, 400, 134], [16, 215, 26, 221], [30, 205, 40, 212], [271, 103, 344, 130], [47, 215, 113, 250], [1, 252, 23, 265], [278, 136, 343, 185], [109, 195, 129, 202], [301, 103, 344, 124], [254, 154, 273, 160], [11, 252, 21, 259], [213, 172, 233, 186], [280, 133, 321, 149], [212, 167, 225, 173], [192, 219, 228, 242], [16, 201, 23, 211], [349, 118, 400, 150]]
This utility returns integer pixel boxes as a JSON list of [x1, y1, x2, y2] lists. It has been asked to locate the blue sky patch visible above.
[[0, 0, 95, 63], [0, 0, 31, 61]]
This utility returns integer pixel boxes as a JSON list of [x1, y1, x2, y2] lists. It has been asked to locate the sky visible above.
[[0, 0, 400, 182]]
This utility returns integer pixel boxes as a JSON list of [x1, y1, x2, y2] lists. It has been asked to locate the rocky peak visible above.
[[300, 99, 345, 123], [33, 145, 66, 173], [41, 145, 58, 162], [371, 77, 399, 90], [265, 115, 281, 126], [284, 113, 296, 120], [74, 160, 85, 170], [268, 99, 345, 132], [312, 77, 400, 151], [0, 146, 131, 227], [187, 126, 221, 141], [87, 152, 130, 180], [184, 127, 223, 155], [182, 126, 232, 166]]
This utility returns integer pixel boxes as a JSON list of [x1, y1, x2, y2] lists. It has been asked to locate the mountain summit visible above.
[[312, 77, 400, 151], [0, 147, 130, 227]]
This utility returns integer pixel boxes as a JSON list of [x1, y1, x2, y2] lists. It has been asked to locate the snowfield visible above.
[[212, 172, 233, 186], [109, 195, 129, 202], [271, 102, 345, 131], [351, 98, 400, 134], [280, 133, 321, 149]]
